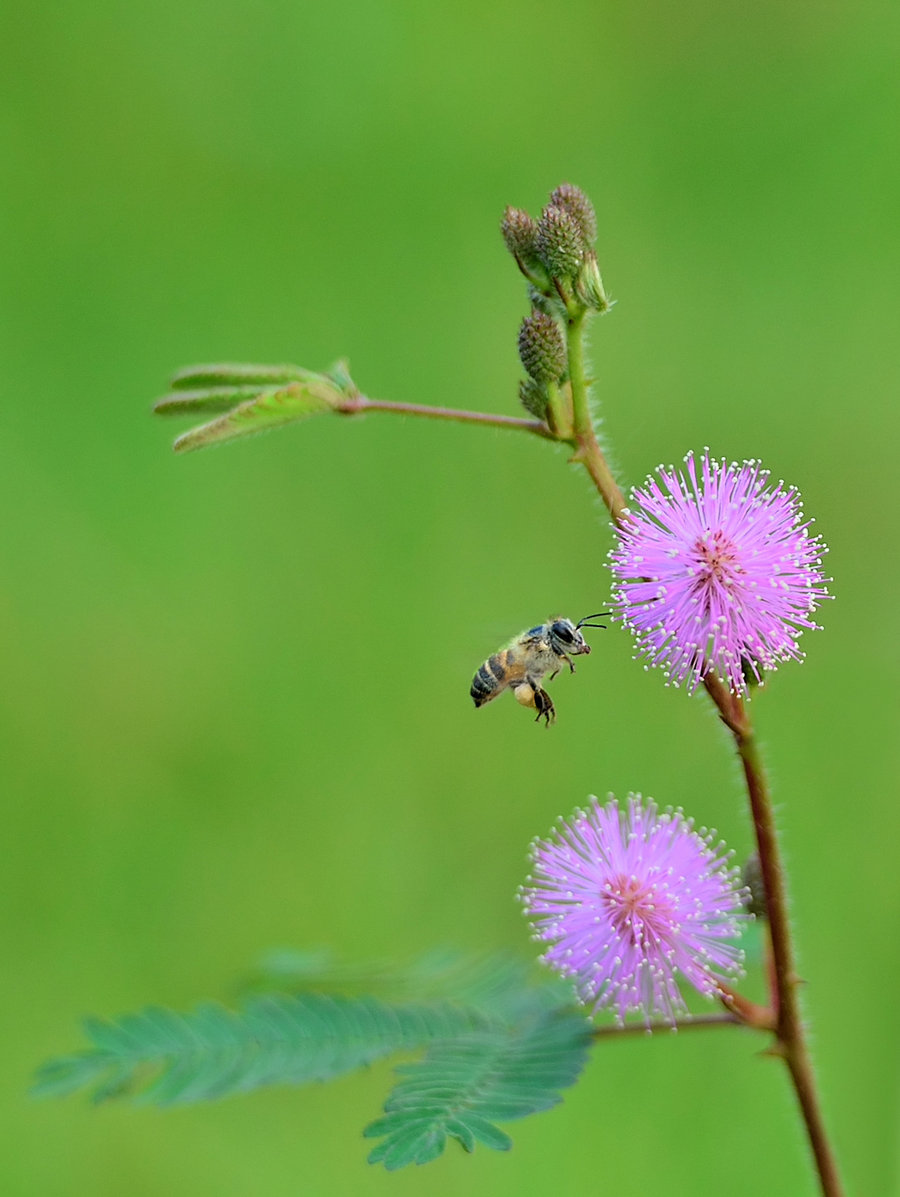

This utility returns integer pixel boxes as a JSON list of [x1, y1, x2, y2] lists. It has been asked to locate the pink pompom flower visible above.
[[521, 795, 746, 1025], [608, 450, 830, 694]]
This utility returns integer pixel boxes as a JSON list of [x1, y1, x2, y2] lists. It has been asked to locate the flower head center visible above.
[[692, 529, 741, 589], [603, 873, 672, 948]]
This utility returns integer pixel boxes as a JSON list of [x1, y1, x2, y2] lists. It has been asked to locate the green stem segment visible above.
[[702, 673, 844, 1197], [564, 311, 628, 525]]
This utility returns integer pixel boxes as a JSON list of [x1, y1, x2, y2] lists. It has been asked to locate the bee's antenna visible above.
[[577, 612, 610, 629]]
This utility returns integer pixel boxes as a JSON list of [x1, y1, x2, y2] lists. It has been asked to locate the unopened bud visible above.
[[501, 206, 550, 288], [536, 205, 585, 281], [518, 312, 566, 384], [501, 206, 538, 259], [549, 183, 597, 246], [518, 377, 550, 419], [574, 252, 611, 313], [742, 854, 767, 918]]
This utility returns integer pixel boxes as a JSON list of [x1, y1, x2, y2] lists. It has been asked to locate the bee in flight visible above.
[[470, 615, 607, 726]]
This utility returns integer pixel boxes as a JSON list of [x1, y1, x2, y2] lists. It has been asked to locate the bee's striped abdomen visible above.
[[470, 652, 508, 708]]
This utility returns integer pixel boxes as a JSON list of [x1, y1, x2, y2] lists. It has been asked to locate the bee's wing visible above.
[[519, 630, 550, 650]]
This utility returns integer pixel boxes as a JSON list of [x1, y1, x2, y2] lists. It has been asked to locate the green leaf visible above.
[[171, 379, 342, 454], [363, 1009, 592, 1169], [169, 363, 315, 390], [33, 994, 497, 1106], [246, 947, 574, 1021], [154, 386, 279, 416]]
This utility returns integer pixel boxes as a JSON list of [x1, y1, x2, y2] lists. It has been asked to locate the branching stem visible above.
[[552, 310, 844, 1196], [337, 395, 555, 440]]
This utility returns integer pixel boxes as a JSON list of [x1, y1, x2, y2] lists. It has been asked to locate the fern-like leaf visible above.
[[247, 947, 573, 1020], [363, 1008, 592, 1169], [33, 994, 496, 1106]]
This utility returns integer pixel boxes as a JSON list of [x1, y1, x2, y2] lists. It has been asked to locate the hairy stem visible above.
[[337, 395, 555, 440], [702, 672, 844, 1197], [590, 1012, 741, 1040], [564, 310, 629, 525], [556, 305, 843, 1192]]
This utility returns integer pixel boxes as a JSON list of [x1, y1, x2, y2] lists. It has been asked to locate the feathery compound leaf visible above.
[[363, 1009, 592, 1169], [33, 994, 497, 1106], [171, 378, 342, 454], [246, 947, 561, 1019]]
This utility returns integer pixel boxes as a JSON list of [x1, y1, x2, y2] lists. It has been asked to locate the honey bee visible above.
[[470, 615, 607, 726]]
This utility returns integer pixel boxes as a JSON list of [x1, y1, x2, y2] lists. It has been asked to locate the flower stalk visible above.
[[702, 673, 844, 1196]]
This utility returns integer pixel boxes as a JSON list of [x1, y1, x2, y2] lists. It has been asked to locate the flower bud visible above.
[[501, 206, 538, 260], [549, 183, 597, 246], [501, 206, 550, 287], [536, 205, 585, 281], [518, 377, 550, 420], [574, 251, 611, 313], [518, 312, 566, 384]]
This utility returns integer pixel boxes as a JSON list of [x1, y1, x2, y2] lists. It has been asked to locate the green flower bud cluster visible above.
[[502, 183, 610, 432], [500, 182, 610, 314]]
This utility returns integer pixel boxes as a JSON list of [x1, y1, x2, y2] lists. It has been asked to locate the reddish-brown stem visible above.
[[717, 984, 776, 1032], [702, 672, 844, 1197], [590, 1012, 742, 1040], [337, 395, 556, 440], [556, 327, 844, 1192]]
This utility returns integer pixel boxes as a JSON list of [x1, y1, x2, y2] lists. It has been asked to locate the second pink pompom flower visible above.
[[521, 796, 746, 1025]]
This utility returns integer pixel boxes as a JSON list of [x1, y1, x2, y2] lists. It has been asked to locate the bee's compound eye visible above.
[[551, 621, 574, 644]]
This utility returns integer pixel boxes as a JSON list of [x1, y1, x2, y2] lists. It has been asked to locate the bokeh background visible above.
[[4, 1, 898, 1193]]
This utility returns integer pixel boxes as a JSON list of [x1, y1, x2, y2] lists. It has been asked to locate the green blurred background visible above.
[[4, 1, 898, 1193]]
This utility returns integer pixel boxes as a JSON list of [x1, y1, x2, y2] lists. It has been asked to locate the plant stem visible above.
[[702, 672, 844, 1197], [591, 1012, 742, 1040], [337, 395, 556, 440], [556, 304, 843, 1192], [564, 310, 629, 525]]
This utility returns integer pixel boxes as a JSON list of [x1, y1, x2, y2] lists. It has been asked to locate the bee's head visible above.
[[549, 618, 590, 656], [549, 613, 608, 657]]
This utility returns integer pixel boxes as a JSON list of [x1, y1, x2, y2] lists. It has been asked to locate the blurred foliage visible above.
[[34, 950, 592, 1171], [3, 0, 898, 1194]]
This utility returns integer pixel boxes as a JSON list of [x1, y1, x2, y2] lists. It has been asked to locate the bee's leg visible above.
[[529, 683, 556, 727], [558, 653, 577, 675]]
